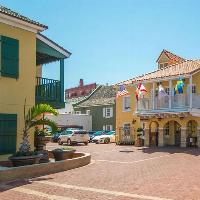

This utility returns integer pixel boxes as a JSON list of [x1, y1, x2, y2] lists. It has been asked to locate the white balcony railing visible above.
[[136, 93, 198, 112], [192, 94, 200, 108], [171, 94, 189, 108]]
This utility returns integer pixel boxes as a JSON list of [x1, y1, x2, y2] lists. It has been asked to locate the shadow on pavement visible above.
[[137, 146, 200, 156], [0, 177, 53, 192]]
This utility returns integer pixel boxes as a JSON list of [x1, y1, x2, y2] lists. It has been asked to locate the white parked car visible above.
[[92, 131, 116, 144], [58, 130, 90, 145]]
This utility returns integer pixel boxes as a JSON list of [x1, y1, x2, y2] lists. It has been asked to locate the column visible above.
[[152, 82, 155, 110], [197, 127, 200, 148], [158, 128, 164, 147], [144, 128, 150, 147], [60, 59, 64, 102], [181, 127, 187, 147], [169, 79, 172, 109], [189, 75, 193, 109]]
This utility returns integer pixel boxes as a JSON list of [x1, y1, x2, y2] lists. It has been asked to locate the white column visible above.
[[169, 79, 172, 109], [152, 82, 155, 110], [181, 127, 187, 147], [158, 128, 164, 147], [189, 75, 193, 109]]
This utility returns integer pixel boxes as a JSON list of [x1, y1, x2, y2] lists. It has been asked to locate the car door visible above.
[[70, 131, 77, 142]]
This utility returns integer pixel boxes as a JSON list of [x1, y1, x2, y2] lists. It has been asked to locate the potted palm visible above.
[[34, 127, 52, 151], [135, 128, 144, 147], [9, 102, 58, 167], [52, 147, 76, 161]]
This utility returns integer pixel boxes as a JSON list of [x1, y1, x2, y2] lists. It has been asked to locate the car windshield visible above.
[[61, 130, 73, 135], [106, 131, 115, 135], [94, 131, 104, 136]]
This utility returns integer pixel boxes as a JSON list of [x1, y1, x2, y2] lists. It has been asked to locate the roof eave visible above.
[[0, 12, 47, 33], [37, 33, 71, 58]]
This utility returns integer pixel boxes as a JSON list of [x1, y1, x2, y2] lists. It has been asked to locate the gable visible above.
[[157, 52, 170, 64]]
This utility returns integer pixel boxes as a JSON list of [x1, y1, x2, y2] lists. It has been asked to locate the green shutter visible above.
[[0, 114, 17, 154], [1, 36, 19, 78]]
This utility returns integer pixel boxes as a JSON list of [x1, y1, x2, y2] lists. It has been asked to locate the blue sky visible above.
[[1, 0, 200, 89]]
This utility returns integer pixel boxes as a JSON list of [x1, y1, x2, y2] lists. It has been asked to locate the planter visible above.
[[9, 154, 42, 167], [52, 149, 76, 161], [135, 138, 143, 147], [35, 136, 51, 151]]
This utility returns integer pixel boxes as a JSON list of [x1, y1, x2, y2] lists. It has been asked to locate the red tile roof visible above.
[[117, 60, 200, 85], [156, 49, 186, 63]]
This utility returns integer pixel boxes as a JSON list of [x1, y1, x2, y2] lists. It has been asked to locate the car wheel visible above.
[[84, 142, 88, 145], [67, 139, 71, 146], [104, 138, 110, 144], [58, 139, 63, 145]]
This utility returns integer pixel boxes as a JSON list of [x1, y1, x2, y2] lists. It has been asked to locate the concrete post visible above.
[[197, 127, 200, 148], [158, 128, 164, 147], [181, 127, 187, 147], [144, 128, 150, 147]]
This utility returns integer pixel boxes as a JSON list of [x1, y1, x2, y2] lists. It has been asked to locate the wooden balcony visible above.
[[35, 77, 64, 109]]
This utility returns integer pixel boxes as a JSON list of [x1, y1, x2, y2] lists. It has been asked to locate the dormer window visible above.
[[159, 62, 168, 69]]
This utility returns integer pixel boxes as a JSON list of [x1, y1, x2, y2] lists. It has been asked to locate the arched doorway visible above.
[[163, 121, 181, 146], [186, 120, 197, 147], [149, 121, 159, 146]]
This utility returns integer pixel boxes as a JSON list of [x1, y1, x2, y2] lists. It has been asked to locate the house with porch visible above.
[[116, 50, 200, 147], [0, 5, 71, 159]]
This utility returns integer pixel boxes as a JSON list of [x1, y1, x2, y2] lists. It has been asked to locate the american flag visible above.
[[116, 85, 129, 98]]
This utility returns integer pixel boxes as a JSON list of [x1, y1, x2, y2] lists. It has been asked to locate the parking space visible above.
[[1, 143, 200, 200]]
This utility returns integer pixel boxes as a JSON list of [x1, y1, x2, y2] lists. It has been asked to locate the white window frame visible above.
[[103, 125, 113, 131], [192, 84, 196, 94], [86, 110, 90, 115], [103, 107, 113, 118], [123, 96, 131, 112]]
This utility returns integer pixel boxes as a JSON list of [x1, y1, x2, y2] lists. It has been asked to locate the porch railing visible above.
[[137, 93, 194, 112], [35, 77, 61, 103], [192, 93, 200, 108]]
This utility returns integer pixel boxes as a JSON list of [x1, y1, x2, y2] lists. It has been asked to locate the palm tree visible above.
[[19, 103, 58, 153]]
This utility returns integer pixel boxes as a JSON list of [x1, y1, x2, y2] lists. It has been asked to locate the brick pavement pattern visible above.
[[1, 143, 200, 200]]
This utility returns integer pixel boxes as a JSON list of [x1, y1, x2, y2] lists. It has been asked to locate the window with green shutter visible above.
[[0, 114, 17, 154], [0, 36, 19, 78]]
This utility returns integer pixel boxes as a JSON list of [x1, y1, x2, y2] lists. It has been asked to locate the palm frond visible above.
[[29, 119, 58, 133], [27, 104, 58, 121]]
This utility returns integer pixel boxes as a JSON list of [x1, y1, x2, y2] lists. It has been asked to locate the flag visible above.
[[175, 78, 184, 94], [136, 83, 147, 101], [158, 84, 167, 98], [116, 85, 129, 98]]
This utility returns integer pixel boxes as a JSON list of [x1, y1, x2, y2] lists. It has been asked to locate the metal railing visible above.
[[35, 77, 61, 102], [116, 127, 135, 144]]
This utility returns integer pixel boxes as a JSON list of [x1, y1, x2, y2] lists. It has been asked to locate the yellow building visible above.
[[0, 6, 71, 159], [116, 50, 200, 148]]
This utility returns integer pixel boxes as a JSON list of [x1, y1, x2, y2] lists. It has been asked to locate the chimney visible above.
[[79, 79, 84, 87]]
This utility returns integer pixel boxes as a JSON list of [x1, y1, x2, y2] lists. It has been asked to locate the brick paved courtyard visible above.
[[1, 143, 200, 200]]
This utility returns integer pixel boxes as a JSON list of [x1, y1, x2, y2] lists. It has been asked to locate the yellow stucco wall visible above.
[[116, 72, 200, 145], [0, 23, 36, 156]]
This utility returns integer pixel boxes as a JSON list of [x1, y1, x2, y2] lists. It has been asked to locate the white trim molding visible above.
[[0, 13, 46, 33], [37, 34, 71, 58]]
